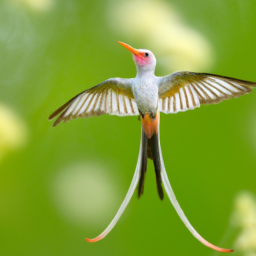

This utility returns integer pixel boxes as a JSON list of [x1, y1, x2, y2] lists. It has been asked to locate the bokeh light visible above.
[[10, 0, 55, 12], [107, 0, 213, 72], [232, 192, 256, 254], [0, 103, 28, 162], [51, 162, 119, 228]]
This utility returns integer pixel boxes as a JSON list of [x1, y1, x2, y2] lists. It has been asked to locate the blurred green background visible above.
[[1, 0, 256, 255]]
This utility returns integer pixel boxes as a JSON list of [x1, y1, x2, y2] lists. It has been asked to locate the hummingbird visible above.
[[49, 41, 256, 252]]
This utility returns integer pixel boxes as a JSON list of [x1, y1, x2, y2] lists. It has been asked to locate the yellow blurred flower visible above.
[[0, 104, 28, 162], [107, 0, 213, 72], [231, 191, 256, 254], [9, 0, 54, 12], [51, 162, 121, 228]]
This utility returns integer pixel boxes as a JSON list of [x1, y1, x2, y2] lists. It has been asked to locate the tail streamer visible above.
[[157, 127, 233, 252], [85, 128, 143, 242]]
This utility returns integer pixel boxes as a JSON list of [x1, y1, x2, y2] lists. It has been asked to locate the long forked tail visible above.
[[85, 128, 144, 242], [86, 119, 234, 252]]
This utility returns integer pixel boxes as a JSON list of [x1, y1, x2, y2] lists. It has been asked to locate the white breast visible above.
[[132, 79, 159, 114]]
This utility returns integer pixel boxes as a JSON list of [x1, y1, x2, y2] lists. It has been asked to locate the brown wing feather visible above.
[[49, 78, 138, 127], [158, 71, 256, 114], [48, 95, 80, 120]]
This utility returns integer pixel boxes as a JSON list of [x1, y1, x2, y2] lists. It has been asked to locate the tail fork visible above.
[[138, 131, 164, 200], [86, 115, 234, 252], [139, 111, 164, 199]]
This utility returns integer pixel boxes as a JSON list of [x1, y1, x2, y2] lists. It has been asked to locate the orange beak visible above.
[[118, 41, 145, 58]]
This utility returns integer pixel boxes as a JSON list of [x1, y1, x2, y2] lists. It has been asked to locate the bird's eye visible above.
[[144, 52, 149, 57]]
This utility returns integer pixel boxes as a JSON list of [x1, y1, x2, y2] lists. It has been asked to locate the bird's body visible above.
[[132, 76, 158, 115], [49, 41, 256, 253]]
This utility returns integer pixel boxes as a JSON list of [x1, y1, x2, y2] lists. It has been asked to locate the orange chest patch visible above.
[[141, 112, 159, 139]]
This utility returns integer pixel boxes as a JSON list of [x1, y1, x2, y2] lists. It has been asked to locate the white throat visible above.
[[136, 65, 155, 79]]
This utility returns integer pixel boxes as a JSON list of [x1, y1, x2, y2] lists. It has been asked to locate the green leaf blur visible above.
[[1, 0, 256, 255]]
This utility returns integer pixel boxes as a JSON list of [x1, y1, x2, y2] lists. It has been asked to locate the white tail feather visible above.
[[85, 128, 143, 242], [157, 133, 233, 252]]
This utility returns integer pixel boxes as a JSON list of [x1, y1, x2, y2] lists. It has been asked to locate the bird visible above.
[[49, 41, 256, 252]]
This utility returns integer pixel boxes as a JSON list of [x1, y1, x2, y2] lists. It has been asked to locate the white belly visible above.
[[132, 81, 158, 114]]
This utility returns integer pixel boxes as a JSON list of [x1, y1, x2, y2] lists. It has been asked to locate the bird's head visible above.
[[118, 41, 156, 74]]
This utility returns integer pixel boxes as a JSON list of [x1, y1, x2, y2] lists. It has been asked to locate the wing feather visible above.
[[158, 72, 256, 114], [49, 78, 137, 126]]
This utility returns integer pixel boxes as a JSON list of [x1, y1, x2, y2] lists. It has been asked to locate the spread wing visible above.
[[49, 78, 139, 127], [158, 71, 256, 114]]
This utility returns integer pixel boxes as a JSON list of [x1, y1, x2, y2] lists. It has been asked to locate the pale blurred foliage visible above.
[[231, 191, 256, 255], [51, 162, 119, 228], [108, 0, 213, 73], [0, 104, 28, 162], [9, 0, 54, 12]]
